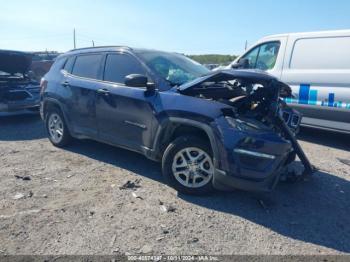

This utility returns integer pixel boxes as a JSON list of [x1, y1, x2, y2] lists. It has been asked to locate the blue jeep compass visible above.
[[40, 46, 314, 195]]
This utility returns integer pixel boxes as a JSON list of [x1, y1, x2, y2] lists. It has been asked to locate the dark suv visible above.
[[41, 46, 313, 195]]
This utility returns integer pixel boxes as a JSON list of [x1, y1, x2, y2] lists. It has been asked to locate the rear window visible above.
[[63, 56, 76, 73], [72, 54, 103, 79], [50, 57, 67, 72], [290, 37, 350, 69]]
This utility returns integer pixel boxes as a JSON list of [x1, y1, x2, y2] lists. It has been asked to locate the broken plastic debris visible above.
[[131, 192, 143, 200], [13, 193, 25, 200], [120, 179, 141, 190], [160, 204, 176, 213], [187, 237, 199, 244], [14, 175, 31, 181]]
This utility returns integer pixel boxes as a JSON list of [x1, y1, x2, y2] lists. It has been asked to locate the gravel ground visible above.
[[0, 113, 349, 255]]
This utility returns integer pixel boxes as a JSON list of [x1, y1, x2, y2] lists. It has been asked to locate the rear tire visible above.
[[45, 107, 72, 147], [162, 135, 215, 195]]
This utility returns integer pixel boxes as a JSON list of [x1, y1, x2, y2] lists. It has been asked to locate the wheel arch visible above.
[[152, 117, 220, 168], [42, 98, 73, 134]]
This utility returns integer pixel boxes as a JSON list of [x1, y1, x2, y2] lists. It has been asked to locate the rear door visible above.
[[63, 53, 103, 137], [281, 35, 350, 131], [95, 52, 157, 151]]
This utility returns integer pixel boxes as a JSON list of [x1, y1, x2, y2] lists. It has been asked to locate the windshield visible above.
[[135, 50, 210, 86]]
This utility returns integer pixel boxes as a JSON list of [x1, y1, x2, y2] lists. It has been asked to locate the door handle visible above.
[[61, 81, 70, 87], [97, 88, 110, 95]]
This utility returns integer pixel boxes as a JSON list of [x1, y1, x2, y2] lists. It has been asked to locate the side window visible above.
[[242, 47, 259, 69], [104, 53, 146, 84], [63, 56, 76, 73], [242, 41, 280, 70], [49, 57, 67, 73], [71, 54, 103, 79]]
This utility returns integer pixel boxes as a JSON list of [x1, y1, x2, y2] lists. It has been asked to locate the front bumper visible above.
[[213, 149, 291, 192], [211, 118, 294, 192], [0, 88, 40, 112], [213, 153, 289, 193]]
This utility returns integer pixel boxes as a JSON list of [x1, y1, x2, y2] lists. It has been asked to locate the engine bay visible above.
[[179, 76, 297, 131], [178, 70, 314, 178]]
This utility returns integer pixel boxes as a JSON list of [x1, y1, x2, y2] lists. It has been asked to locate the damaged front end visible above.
[[178, 70, 315, 192], [0, 50, 40, 113]]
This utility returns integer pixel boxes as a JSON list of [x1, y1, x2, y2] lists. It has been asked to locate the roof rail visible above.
[[68, 46, 132, 52]]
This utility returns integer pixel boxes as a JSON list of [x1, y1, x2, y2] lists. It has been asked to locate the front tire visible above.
[[162, 136, 215, 195], [45, 108, 72, 147]]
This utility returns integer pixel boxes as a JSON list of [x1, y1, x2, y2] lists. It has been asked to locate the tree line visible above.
[[187, 54, 237, 65]]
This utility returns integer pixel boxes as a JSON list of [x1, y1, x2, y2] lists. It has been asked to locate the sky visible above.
[[1, 0, 350, 55]]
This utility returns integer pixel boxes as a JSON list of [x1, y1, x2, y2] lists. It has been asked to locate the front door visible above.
[[95, 52, 157, 152]]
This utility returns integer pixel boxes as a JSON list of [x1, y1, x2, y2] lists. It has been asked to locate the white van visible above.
[[227, 30, 350, 133]]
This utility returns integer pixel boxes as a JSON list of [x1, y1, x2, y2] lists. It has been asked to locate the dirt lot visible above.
[[0, 114, 349, 255]]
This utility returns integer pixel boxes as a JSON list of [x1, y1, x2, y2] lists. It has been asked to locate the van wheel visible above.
[[45, 108, 72, 147], [162, 136, 215, 195]]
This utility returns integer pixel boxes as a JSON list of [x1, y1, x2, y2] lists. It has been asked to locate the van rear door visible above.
[[281, 34, 350, 132]]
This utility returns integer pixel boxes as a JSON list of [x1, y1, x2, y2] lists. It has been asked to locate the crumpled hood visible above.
[[178, 69, 277, 91], [177, 69, 292, 98], [0, 50, 32, 75]]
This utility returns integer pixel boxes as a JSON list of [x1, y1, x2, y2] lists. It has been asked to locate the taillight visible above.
[[40, 77, 48, 95]]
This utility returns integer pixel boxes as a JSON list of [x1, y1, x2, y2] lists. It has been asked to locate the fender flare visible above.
[[42, 98, 74, 134], [152, 117, 220, 168]]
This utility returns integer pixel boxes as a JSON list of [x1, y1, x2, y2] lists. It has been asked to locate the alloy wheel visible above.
[[171, 147, 214, 188], [48, 113, 64, 144]]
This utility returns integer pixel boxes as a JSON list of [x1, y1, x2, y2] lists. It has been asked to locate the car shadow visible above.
[[179, 169, 350, 253], [66, 139, 162, 182], [0, 113, 46, 141], [297, 127, 349, 151], [66, 139, 350, 253]]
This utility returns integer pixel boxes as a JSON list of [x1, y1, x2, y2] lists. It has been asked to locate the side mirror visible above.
[[124, 74, 156, 94], [232, 58, 249, 69], [124, 74, 148, 87]]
